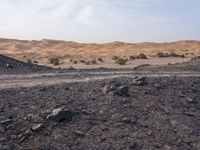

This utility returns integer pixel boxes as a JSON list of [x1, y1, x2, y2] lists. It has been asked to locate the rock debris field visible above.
[[0, 54, 200, 150]]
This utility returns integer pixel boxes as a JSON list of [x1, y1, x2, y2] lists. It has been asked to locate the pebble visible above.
[[31, 123, 44, 132]]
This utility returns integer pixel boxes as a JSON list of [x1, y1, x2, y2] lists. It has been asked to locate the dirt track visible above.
[[0, 71, 200, 89]]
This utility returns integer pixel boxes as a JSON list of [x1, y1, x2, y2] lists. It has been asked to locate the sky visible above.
[[0, 0, 200, 43]]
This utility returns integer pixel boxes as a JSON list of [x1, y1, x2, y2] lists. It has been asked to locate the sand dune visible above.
[[0, 38, 200, 64]]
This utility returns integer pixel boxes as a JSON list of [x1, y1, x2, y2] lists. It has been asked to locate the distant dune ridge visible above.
[[0, 38, 200, 64]]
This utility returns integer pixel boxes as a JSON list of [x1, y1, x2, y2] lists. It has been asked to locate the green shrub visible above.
[[73, 61, 78, 64], [136, 53, 147, 59], [170, 52, 185, 58], [129, 56, 136, 60], [98, 58, 104, 62], [91, 60, 97, 64], [49, 57, 60, 65], [115, 58, 128, 65], [33, 61, 38, 64], [157, 52, 184, 58], [112, 56, 119, 60], [157, 52, 165, 57], [79, 60, 85, 63]]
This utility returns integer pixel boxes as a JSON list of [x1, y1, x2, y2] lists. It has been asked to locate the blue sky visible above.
[[0, 0, 200, 43]]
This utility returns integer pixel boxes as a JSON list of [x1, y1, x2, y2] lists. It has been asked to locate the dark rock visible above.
[[0, 119, 11, 124], [0, 144, 12, 150], [0, 138, 7, 142], [0, 126, 5, 133], [10, 135, 17, 140], [132, 77, 147, 86], [129, 141, 140, 150], [46, 107, 72, 123], [73, 130, 85, 137], [135, 76, 147, 82], [122, 117, 132, 123], [153, 83, 161, 88], [183, 111, 195, 117], [39, 87, 47, 92], [18, 130, 32, 142], [115, 85, 129, 96], [6, 64, 13, 68]]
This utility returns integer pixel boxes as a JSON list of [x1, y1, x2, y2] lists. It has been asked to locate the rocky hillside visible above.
[[0, 54, 56, 74]]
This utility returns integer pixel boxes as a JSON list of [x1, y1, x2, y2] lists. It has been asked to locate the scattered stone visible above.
[[186, 97, 194, 103], [183, 111, 195, 117], [111, 113, 123, 122], [73, 130, 85, 137], [18, 130, 32, 142], [46, 107, 72, 123], [0, 119, 11, 124], [6, 124, 15, 130], [0, 144, 12, 150], [99, 124, 108, 131], [0, 126, 5, 133], [31, 123, 44, 132], [6, 63, 13, 68], [135, 76, 147, 82], [122, 117, 137, 124], [122, 117, 132, 123], [28, 114, 45, 123], [153, 83, 161, 88], [132, 77, 147, 86], [39, 87, 47, 92], [87, 126, 103, 136], [115, 85, 129, 96], [10, 135, 17, 140], [102, 85, 115, 94], [129, 141, 140, 150], [0, 138, 7, 142]]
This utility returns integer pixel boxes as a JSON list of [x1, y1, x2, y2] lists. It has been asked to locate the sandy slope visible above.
[[0, 38, 200, 65]]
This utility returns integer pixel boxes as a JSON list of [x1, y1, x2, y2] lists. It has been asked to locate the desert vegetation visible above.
[[98, 57, 104, 62], [129, 56, 136, 60], [115, 58, 128, 65], [136, 53, 148, 59], [49, 57, 60, 66], [157, 52, 185, 58], [26, 59, 32, 64]]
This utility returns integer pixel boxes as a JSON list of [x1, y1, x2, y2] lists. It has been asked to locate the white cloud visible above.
[[0, 0, 199, 42]]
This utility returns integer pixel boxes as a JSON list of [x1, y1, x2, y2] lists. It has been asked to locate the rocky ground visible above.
[[0, 54, 58, 74], [0, 55, 200, 150]]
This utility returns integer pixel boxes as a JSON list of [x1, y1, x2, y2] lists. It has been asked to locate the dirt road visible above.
[[1, 70, 200, 89]]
